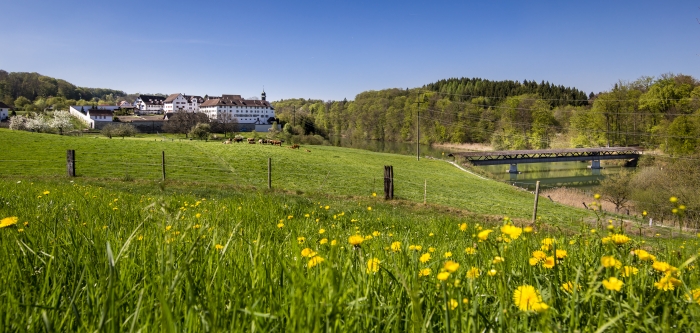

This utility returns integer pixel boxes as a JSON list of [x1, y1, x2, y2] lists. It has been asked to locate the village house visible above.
[[198, 91, 275, 131], [69, 105, 118, 129], [163, 93, 204, 113], [134, 95, 165, 114], [0, 102, 11, 120]]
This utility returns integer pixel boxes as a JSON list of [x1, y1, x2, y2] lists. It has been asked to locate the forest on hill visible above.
[[0, 70, 128, 111], [273, 74, 700, 155]]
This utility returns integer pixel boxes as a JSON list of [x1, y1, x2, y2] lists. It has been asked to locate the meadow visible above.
[[1, 129, 699, 332]]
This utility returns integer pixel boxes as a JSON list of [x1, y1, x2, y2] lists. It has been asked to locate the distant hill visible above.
[[423, 77, 589, 107], [0, 70, 127, 106]]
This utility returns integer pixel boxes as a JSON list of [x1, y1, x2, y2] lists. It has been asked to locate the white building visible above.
[[0, 102, 10, 120], [69, 105, 118, 128], [134, 95, 165, 114], [185, 95, 204, 112], [163, 93, 204, 113], [198, 91, 275, 131]]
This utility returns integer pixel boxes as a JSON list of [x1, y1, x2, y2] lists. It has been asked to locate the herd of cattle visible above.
[[222, 137, 307, 151]]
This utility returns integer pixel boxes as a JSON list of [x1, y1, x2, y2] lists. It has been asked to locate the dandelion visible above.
[[610, 234, 630, 245], [324, 205, 330, 210], [493, 256, 505, 264], [528, 257, 539, 266], [319, 228, 326, 234], [372, 231, 380, 237], [418, 268, 432, 277], [444, 252, 453, 258], [602, 277, 624, 291], [367, 207, 372, 211], [297, 237, 306, 244], [419, 253, 431, 263], [654, 273, 682, 291], [464, 247, 476, 255], [366, 258, 380, 273], [601, 256, 622, 269], [524, 226, 533, 233], [487, 269, 497, 276], [459, 223, 467, 231], [428, 247, 436, 252], [594, 194, 601, 200], [348, 235, 364, 247], [555, 250, 567, 259], [444, 260, 460, 273], [43, 191, 50, 195], [215, 244, 224, 251], [277, 223, 284, 228], [447, 299, 458, 310], [670, 196, 678, 203], [466, 267, 480, 279], [195, 213, 202, 219], [301, 248, 317, 258], [632, 249, 655, 261], [621, 266, 639, 277], [331, 240, 338, 246], [686, 288, 700, 305], [513, 285, 549, 312], [17, 229, 23, 233], [652, 261, 676, 274], [437, 272, 450, 281], [308, 256, 324, 268], [320, 238, 328, 245], [138, 235, 144, 241], [561, 281, 577, 293], [372, 192, 377, 197], [0, 216, 19, 228], [532, 250, 547, 260], [501, 225, 523, 240], [542, 256, 555, 269], [477, 229, 493, 241]]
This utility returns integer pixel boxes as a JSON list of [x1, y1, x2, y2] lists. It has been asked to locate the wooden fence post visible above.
[[532, 181, 541, 224], [268, 158, 272, 189], [384, 166, 394, 200], [66, 149, 75, 177], [162, 151, 166, 181], [424, 179, 427, 205]]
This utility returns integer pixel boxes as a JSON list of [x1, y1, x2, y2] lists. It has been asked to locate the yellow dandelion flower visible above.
[[493, 256, 505, 264], [542, 256, 555, 269], [601, 237, 612, 245], [555, 250, 567, 259], [319, 238, 328, 244], [195, 213, 202, 219], [17, 228, 23, 233], [287, 215, 294, 219], [610, 234, 630, 245], [444, 260, 460, 273], [601, 256, 622, 269], [464, 247, 476, 255], [348, 235, 364, 246], [670, 196, 678, 203], [297, 237, 306, 244], [686, 288, 700, 304], [301, 248, 317, 258], [437, 272, 450, 281], [330, 239, 338, 246], [367, 207, 372, 211], [419, 253, 431, 263], [366, 258, 380, 273], [418, 268, 432, 277], [532, 250, 547, 260], [602, 277, 624, 291], [561, 281, 577, 293], [500, 224, 523, 240], [447, 299, 458, 310], [513, 285, 548, 312], [277, 223, 284, 228], [215, 244, 224, 251], [165, 225, 172, 231], [308, 255, 324, 268], [390, 241, 401, 252], [429, 232, 434, 237], [654, 273, 682, 291], [372, 192, 377, 197], [632, 249, 655, 261], [324, 205, 329, 210], [652, 261, 675, 274], [43, 191, 50, 195], [487, 269, 497, 276], [0, 216, 19, 228], [372, 231, 380, 237], [523, 226, 533, 233], [444, 252, 453, 258], [466, 267, 480, 279], [528, 257, 539, 266], [477, 229, 493, 241], [459, 223, 467, 231], [621, 266, 639, 277], [319, 228, 326, 234], [594, 193, 601, 200]]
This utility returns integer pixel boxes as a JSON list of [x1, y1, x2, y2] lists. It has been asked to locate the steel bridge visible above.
[[453, 147, 642, 173]]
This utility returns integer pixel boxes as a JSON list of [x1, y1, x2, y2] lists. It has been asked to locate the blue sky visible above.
[[1, 0, 699, 101]]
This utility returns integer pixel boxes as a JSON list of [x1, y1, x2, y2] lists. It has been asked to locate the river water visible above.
[[329, 138, 629, 191]]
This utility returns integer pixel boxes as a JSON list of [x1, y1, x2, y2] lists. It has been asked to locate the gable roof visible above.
[[163, 93, 183, 103], [0, 101, 11, 109], [138, 95, 165, 105], [199, 94, 273, 108], [88, 108, 114, 116], [184, 95, 204, 103]]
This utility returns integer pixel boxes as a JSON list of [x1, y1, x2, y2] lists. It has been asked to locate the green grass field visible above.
[[1, 129, 699, 332]]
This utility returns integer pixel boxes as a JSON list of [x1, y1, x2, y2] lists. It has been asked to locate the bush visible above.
[[189, 123, 211, 140], [102, 123, 138, 138]]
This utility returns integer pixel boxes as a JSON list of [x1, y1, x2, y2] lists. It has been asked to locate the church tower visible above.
[[261, 90, 266, 101]]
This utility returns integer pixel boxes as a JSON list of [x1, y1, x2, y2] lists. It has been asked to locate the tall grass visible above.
[[0, 179, 699, 331]]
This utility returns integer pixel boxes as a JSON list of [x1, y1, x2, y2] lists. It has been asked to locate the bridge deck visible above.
[[453, 147, 642, 166]]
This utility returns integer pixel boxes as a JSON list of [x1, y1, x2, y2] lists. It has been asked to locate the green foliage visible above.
[[189, 123, 211, 140], [0, 70, 126, 104]]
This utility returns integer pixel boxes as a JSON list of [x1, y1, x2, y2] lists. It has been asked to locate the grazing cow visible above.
[[247, 138, 256, 144], [258, 139, 263, 144], [289, 144, 300, 149], [270, 140, 282, 146], [233, 137, 243, 143], [223, 138, 232, 144], [305, 149, 311, 152]]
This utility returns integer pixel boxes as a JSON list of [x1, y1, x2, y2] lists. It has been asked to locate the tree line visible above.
[[272, 74, 700, 155]]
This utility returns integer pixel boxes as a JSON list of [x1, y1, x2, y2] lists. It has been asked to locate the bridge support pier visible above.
[[508, 164, 519, 174], [590, 160, 602, 169]]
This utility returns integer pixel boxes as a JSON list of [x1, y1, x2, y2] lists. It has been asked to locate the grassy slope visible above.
[[0, 129, 592, 224]]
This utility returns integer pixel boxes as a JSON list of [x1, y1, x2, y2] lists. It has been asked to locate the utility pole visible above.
[[415, 96, 423, 161]]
